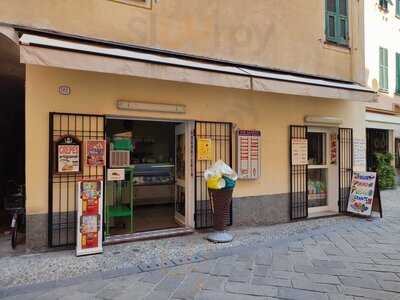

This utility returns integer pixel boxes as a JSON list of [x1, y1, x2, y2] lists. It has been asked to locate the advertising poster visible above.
[[353, 139, 367, 169], [237, 130, 261, 179], [347, 172, 376, 216], [291, 139, 308, 165], [56, 135, 81, 174], [107, 168, 125, 181], [76, 180, 103, 256], [86, 140, 106, 167], [197, 138, 212, 161], [330, 133, 337, 164]]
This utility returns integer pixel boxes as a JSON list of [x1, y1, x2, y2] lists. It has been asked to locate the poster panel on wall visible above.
[[76, 180, 103, 256], [85, 140, 106, 167], [291, 138, 308, 165], [197, 138, 213, 161], [347, 171, 376, 216], [237, 130, 261, 179], [107, 168, 125, 181], [56, 135, 81, 174]]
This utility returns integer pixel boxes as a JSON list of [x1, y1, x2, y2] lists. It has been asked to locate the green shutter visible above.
[[379, 47, 389, 92], [397, 0, 400, 16], [325, 0, 348, 46], [396, 53, 400, 94]]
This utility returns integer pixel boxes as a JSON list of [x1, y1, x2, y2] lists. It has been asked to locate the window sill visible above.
[[379, 89, 389, 94], [107, 0, 152, 9], [322, 41, 351, 53]]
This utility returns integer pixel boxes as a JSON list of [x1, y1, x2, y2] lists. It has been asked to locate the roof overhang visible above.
[[18, 32, 377, 102]]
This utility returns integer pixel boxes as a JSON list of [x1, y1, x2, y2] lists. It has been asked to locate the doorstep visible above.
[[308, 210, 341, 219], [103, 227, 194, 245]]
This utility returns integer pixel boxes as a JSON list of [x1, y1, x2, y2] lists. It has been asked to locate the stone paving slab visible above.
[[1, 188, 400, 299]]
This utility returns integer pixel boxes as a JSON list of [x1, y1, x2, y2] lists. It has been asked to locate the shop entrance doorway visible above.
[[104, 118, 193, 237], [307, 127, 339, 215], [366, 128, 389, 172], [289, 125, 353, 220]]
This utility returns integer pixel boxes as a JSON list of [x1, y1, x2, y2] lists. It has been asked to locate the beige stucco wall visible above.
[[1, 0, 363, 81], [26, 65, 366, 215]]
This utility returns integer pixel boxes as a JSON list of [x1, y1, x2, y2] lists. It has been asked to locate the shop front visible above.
[[14, 30, 377, 250]]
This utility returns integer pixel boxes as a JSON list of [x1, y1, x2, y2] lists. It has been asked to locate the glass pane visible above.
[[340, 19, 346, 39], [176, 134, 185, 180], [308, 169, 328, 207], [339, 0, 347, 15], [327, 0, 336, 12], [328, 15, 336, 37], [308, 132, 326, 165]]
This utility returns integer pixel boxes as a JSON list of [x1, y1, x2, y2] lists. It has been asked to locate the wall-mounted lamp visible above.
[[117, 100, 186, 114], [304, 115, 343, 125]]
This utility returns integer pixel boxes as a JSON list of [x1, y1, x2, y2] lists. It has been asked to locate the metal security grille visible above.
[[366, 128, 389, 172], [194, 121, 232, 229], [338, 128, 353, 213], [289, 125, 308, 220], [49, 112, 105, 247]]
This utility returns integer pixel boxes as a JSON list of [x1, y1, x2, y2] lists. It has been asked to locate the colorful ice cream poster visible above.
[[347, 171, 377, 216], [85, 140, 106, 167], [76, 180, 103, 256]]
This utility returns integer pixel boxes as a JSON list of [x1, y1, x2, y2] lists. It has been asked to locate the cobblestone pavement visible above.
[[0, 189, 400, 299]]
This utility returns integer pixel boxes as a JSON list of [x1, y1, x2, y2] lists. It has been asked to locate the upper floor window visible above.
[[397, 0, 400, 16], [379, 47, 389, 92], [325, 0, 349, 46], [379, 0, 389, 11]]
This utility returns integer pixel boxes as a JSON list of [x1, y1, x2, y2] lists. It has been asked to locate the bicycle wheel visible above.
[[11, 214, 18, 249]]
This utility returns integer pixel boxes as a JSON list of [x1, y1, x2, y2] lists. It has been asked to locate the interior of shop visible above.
[[0, 32, 26, 252], [105, 119, 185, 236]]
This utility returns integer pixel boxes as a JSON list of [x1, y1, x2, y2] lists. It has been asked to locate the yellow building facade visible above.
[[0, 0, 376, 249]]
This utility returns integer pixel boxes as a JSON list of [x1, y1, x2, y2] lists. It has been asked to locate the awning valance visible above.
[[18, 33, 377, 102]]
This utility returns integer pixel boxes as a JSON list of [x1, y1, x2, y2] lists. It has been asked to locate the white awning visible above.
[[19, 33, 377, 102]]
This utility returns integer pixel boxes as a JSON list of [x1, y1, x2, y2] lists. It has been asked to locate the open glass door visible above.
[[175, 124, 186, 225], [308, 127, 339, 214]]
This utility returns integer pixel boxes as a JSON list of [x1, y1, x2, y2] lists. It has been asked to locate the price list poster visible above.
[[237, 130, 261, 179]]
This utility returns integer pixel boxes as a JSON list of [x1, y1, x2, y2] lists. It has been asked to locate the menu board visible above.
[[347, 172, 376, 216], [353, 139, 367, 169], [56, 135, 81, 174], [85, 140, 106, 167], [291, 139, 308, 165], [76, 180, 103, 256], [237, 130, 261, 179]]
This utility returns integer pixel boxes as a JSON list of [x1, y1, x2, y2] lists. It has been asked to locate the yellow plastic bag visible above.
[[207, 175, 226, 189]]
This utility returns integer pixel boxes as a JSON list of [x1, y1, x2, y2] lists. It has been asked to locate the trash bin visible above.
[[208, 188, 233, 231]]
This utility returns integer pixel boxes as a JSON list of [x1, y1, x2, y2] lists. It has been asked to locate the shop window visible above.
[[307, 132, 328, 208], [308, 169, 328, 207], [325, 0, 349, 46], [308, 132, 326, 165], [379, 47, 389, 92]]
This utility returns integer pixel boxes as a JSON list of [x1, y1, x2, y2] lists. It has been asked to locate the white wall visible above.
[[364, 0, 400, 111]]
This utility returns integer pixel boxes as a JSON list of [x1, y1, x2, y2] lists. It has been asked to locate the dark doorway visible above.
[[366, 128, 389, 171], [0, 32, 26, 251], [105, 119, 184, 236]]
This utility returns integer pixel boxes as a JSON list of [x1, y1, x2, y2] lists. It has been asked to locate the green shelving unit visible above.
[[105, 168, 134, 236]]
